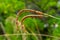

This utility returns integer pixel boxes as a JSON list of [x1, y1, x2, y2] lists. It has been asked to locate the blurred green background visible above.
[[0, 0, 60, 40]]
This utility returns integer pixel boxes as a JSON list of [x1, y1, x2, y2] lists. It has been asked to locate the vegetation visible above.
[[0, 0, 60, 40]]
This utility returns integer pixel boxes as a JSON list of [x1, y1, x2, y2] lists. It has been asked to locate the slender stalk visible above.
[[32, 18, 42, 40], [0, 22, 10, 40], [0, 34, 60, 39], [16, 9, 60, 22]]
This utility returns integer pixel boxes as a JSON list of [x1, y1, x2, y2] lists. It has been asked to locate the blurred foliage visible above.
[[0, 0, 60, 40]]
